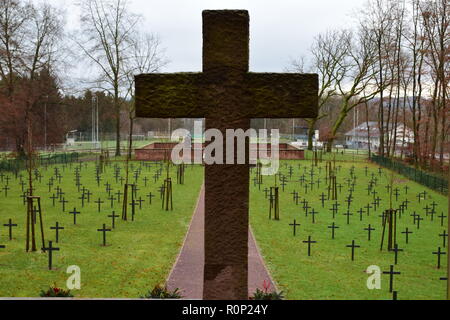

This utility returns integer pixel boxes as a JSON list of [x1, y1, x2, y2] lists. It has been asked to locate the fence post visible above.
[[447, 166, 450, 300]]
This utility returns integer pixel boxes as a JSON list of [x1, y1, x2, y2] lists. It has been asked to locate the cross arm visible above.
[[135, 73, 205, 118], [245, 73, 318, 118]]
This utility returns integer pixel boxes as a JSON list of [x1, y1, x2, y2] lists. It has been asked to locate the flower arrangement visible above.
[[39, 284, 74, 297], [250, 280, 284, 300], [141, 284, 182, 299]]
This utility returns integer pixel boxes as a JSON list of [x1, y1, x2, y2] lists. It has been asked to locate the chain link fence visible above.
[[371, 155, 448, 194], [0, 153, 80, 174]]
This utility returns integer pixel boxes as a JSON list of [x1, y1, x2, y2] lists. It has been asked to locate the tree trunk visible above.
[[327, 108, 348, 153], [307, 119, 317, 151], [114, 86, 121, 157]]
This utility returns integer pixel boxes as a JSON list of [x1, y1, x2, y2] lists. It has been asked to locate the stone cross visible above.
[[135, 10, 318, 300]]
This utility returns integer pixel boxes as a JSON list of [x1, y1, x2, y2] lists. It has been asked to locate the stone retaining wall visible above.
[[135, 142, 305, 161]]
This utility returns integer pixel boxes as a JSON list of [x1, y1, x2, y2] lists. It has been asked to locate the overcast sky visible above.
[[48, 0, 365, 74]]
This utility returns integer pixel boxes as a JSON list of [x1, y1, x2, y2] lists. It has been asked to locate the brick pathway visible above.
[[166, 185, 277, 299]]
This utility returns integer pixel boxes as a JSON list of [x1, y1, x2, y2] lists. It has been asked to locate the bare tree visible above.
[[289, 30, 345, 150], [123, 32, 167, 162], [76, 0, 141, 156], [0, 0, 28, 97], [0, 0, 63, 156], [420, 0, 449, 168], [323, 28, 381, 152]]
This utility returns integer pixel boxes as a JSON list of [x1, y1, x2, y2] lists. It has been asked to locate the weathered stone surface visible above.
[[134, 10, 318, 300]]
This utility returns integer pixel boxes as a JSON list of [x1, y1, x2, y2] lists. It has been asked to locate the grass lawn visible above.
[[63, 139, 158, 152], [0, 160, 204, 298], [250, 160, 448, 300]]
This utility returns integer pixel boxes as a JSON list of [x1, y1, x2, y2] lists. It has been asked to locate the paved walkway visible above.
[[166, 185, 276, 299]]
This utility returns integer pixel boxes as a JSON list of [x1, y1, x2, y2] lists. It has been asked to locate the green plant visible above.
[[250, 280, 284, 300], [39, 285, 74, 297], [141, 284, 182, 299]]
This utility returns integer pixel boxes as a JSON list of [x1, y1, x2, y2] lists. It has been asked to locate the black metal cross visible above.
[[97, 223, 112, 246], [3, 218, 17, 240], [364, 224, 375, 241], [2, 185, 10, 197], [136, 197, 145, 210], [346, 240, 360, 261], [50, 222, 64, 243], [108, 211, 120, 229], [303, 236, 317, 257], [432, 247, 446, 269], [328, 222, 339, 240], [343, 210, 353, 225], [289, 220, 300, 236], [310, 209, 318, 224], [357, 208, 365, 221], [78, 193, 86, 208], [69, 208, 81, 225], [95, 198, 104, 213], [108, 195, 117, 208], [438, 213, 447, 227], [115, 190, 123, 203], [42, 241, 60, 270], [414, 215, 424, 229], [391, 244, 403, 265], [383, 265, 401, 293], [319, 193, 327, 208], [59, 197, 68, 212], [439, 230, 448, 248], [401, 228, 413, 244]]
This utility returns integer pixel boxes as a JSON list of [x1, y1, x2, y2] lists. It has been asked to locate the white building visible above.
[[344, 122, 414, 150]]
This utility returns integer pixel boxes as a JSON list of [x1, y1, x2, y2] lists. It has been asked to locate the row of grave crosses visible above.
[[0, 157, 191, 269], [250, 161, 448, 298]]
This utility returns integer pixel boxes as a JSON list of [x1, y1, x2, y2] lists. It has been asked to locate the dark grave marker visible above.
[[69, 208, 80, 225], [50, 222, 64, 243], [129, 200, 138, 221], [97, 223, 112, 246], [383, 265, 400, 293], [303, 236, 317, 257], [136, 197, 145, 210], [364, 224, 375, 241], [391, 243, 403, 265], [2, 185, 10, 197], [401, 228, 413, 244], [3, 219, 17, 240], [42, 241, 59, 270], [343, 210, 353, 225], [346, 240, 360, 261], [432, 247, 446, 269], [78, 193, 86, 208], [108, 211, 119, 229], [108, 195, 117, 208], [358, 208, 365, 221], [95, 198, 104, 213], [146, 192, 155, 205], [320, 192, 326, 208], [59, 197, 68, 212], [328, 222, 339, 239], [414, 215, 423, 229], [310, 209, 318, 224], [439, 230, 448, 248], [289, 220, 300, 236]]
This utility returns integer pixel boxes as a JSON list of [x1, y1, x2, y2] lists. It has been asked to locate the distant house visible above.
[[344, 122, 414, 151], [292, 126, 322, 148]]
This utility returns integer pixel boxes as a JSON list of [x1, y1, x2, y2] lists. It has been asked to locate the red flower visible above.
[[53, 287, 60, 293], [262, 280, 271, 293]]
